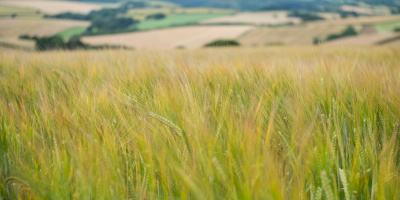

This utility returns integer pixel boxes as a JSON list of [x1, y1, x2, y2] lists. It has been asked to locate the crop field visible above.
[[238, 24, 362, 46], [82, 25, 253, 49], [0, 4, 43, 19], [0, 1, 103, 15], [326, 33, 400, 45], [134, 13, 234, 31], [56, 26, 88, 40], [0, 19, 90, 48], [340, 5, 391, 16], [0, 19, 90, 38], [200, 12, 301, 25], [0, 47, 399, 199], [238, 15, 400, 46], [374, 20, 400, 33], [126, 8, 235, 21], [0, 37, 35, 49]]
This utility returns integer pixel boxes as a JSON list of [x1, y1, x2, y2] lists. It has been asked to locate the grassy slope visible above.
[[56, 26, 87, 40], [135, 13, 232, 31], [0, 47, 400, 199], [374, 20, 400, 33], [126, 8, 235, 20]]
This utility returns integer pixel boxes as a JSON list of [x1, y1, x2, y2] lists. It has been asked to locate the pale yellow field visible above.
[[341, 5, 391, 15], [0, 19, 90, 37], [0, 0, 103, 14], [0, 4, 43, 19], [326, 33, 400, 45], [0, 37, 35, 49], [200, 12, 301, 25], [239, 24, 362, 46], [238, 15, 400, 46], [82, 25, 254, 49], [0, 18, 90, 48]]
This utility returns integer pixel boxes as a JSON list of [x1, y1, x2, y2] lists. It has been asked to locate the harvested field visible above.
[[0, 37, 35, 49], [0, 18, 90, 48], [326, 33, 400, 45], [0, 19, 90, 37], [0, 1, 103, 14], [238, 24, 362, 46], [0, 4, 43, 18], [200, 12, 301, 25], [341, 5, 390, 16], [311, 15, 400, 25], [238, 15, 400, 46], [82, 25, 254, 49]]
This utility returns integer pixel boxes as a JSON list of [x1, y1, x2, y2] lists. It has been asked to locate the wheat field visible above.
[[0, 47, 399, 199]]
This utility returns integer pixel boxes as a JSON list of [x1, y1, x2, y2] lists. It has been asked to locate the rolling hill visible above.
[[68, 0, 400, 11]]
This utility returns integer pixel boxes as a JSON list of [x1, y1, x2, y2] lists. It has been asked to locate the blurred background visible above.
[[0, 0, 399, 50]]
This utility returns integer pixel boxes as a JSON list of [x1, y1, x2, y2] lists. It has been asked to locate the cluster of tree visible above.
[[313, 25, 358, 45], [288, 11, 324, 21], [46, 1, 150, 21], [339, 11, 359, 18], [20, 34, 132, 51], [262, 1, 339, 12], [45, 1, 152, 35], [35, 36, 88, 51], [146, 13, 167, 20], [390, 6, 400, 14], [19, 35, 88, 51], [44, 12, 90, 20], [204, 40, 240, 47], [86, 17, 138, 35], [326, 26, 358, 41], [394, 27, 400, 32], [19, 34, 38, 40]]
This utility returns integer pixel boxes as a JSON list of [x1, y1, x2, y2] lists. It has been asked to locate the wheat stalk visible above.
[[339, 169, 350, 200], [321, 171, 334, 200]]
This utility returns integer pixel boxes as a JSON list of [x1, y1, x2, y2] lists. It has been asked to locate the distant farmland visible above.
[[0, 4, 43, 18], [238, 15, 400, 46], [0, 19, 90, 37], [135, 13, 234, 31], [0, 1, 103, 14], [125, 8, 235, 21], [0, 19, 90, 48], [82, 25, 254, 49], [200, 12, 301, 25], [326, 33, 400, 45]]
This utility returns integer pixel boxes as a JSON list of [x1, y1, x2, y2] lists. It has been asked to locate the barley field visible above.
[[0, 47, 399, 199]]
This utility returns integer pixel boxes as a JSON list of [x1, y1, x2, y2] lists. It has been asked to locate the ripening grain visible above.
[[0, 47, 399, 199]]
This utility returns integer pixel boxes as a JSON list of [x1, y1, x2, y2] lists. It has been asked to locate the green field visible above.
[[0, 5, 42, 18], [134, 13, 233, 31], [374, 20, 400, 33], [0, 47, 399, 199], [126, 8, 235, 20], [56, 26, 88, 40]]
